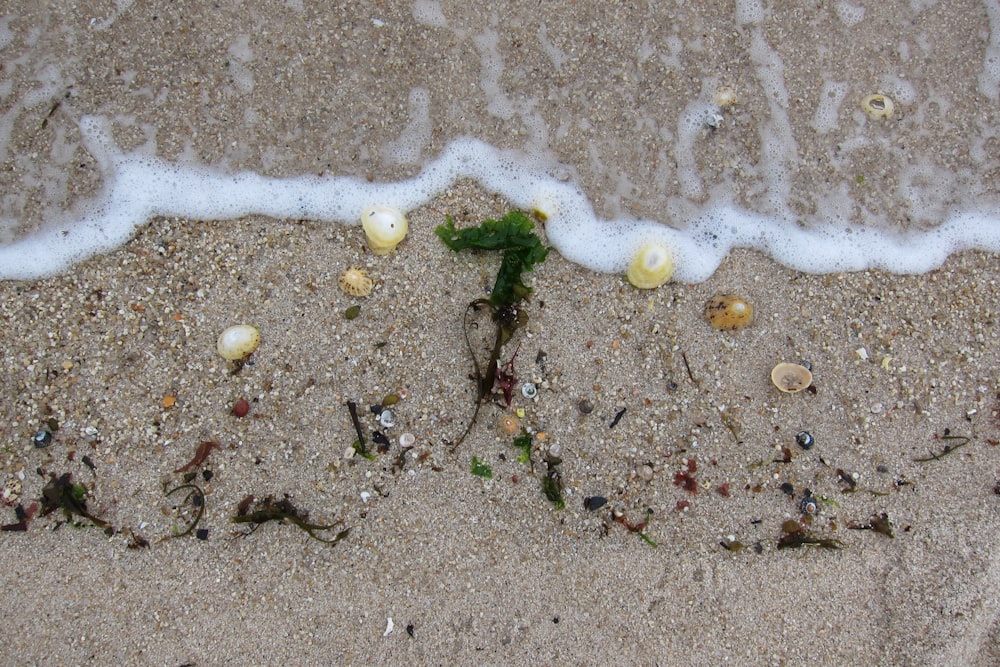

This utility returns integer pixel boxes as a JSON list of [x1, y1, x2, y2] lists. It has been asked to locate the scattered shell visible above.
[[1, 477, 22, 507], [232, 398, 250, 418], [861, 94, 895, 120], [499, 414, 520, 436], [378, 409, 396, 429], [361, 205, 409, 255], [548, 443, 562, 458], [626, 242, 674, 289], [715, 86, 738, 108], [771, 362, 813, 393], [521, 382, 538, 399], [638, 464, 654, 482], [217, 324, 260, 361], [32, 429, 53, 448], [795, 431, 815, 450], [338, 267, 373, 298], [398, 432, 415, 448], [799, 489, 818, 515], [704, 294, 754, 331]]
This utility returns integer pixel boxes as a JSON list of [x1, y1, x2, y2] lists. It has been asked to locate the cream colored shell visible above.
[[338, 267, 373, 297], [861, 94, 894, 120], [217, 324, 261, 361], [626, 242, 674, 289], [770, 363, 813, 393], [361, 205, 408, 255]]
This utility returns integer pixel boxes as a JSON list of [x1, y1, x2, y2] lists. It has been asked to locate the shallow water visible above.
[[1, 0, 998, 278]]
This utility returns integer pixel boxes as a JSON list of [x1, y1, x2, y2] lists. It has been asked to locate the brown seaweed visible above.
[[231, 495, 349, 544]]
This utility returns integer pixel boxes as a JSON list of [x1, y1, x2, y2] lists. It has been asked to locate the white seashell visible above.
[[361, 205, 409, 255], [216, 324, 260, 360], [626, 242, 674, 289], [861, 94, 894, 120]]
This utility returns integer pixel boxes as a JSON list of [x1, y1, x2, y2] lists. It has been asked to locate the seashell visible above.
[[771, 362, 813, 393], [704, 294, 754, 331], [715, 86, 738, 108], [499, 414, 520, 436], [626, 242, 674, 289], [217, 324, 260, 360], [361, 205, 408, 255], [861, 94, 894, 120], [338, 267, 373, 297]]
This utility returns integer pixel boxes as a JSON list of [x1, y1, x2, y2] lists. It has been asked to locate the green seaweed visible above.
[[231, 495, 349, 544], [165, 483, 205, 537], [541, 455, 565, 509], [512, 434, 533, 465], [913, 434, 970, 462], [436, 211, 549, 307], [40, 472, 109, 529], [470, 456, 493, 478], [436, 211, 549, 448]]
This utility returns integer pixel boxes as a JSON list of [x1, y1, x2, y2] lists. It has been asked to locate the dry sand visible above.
[[2, 2, 1000, 665]]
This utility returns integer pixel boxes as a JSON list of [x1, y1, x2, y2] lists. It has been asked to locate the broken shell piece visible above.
[[338, 267, 373, 297], [715, 86, 738, 108], [217, 324, 260, 360], [626, 242, 674, 289], [861, 94, 895, 120], [704, 294, 754, 331], [361, 205, 408, 255], [771, 362, 813, 393]]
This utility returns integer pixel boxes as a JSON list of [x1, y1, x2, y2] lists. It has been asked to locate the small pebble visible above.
[[32, 430, 52, 448], [584, 496, 608, 511], [232, 398, 250, 418], [638, 464, 654, 481], [578, 399, 594, 414]]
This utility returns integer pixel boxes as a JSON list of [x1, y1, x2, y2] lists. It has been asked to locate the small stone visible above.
[[32, 430, 52, 448], [232, 398, 250, 418], [638, 464, 654, 481], [578, 399, 594, 414], [583, 496, 607, 511]]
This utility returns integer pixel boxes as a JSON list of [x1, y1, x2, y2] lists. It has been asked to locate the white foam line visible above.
[[1, 115, 999, 283]]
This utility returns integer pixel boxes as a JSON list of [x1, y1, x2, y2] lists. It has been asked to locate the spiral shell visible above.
[[626, 242, 674, 289], [217, 324, 260, 361], [361, 205, 408, 255], [338, 267, 373, 297]]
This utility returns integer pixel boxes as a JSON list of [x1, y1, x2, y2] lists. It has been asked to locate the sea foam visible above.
[[0, 115, 999, 283]]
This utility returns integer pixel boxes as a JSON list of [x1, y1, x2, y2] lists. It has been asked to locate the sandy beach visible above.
[[2, 1, 1000, 665]]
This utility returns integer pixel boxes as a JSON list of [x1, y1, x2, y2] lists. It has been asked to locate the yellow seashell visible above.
[[626, 242, 674, 289], [361, 205, 408, 255], [704, 294, 754, 331], [861, 94, 894, 120], [770, 363, 813, 393], [338, 267, 373, 297]]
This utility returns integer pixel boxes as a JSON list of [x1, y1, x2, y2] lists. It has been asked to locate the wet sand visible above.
[[2, 2, 1000, 665]]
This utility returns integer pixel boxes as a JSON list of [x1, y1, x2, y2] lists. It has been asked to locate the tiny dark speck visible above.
[[609, 408, 627, 428]]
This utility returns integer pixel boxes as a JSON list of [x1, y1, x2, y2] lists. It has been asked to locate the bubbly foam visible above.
[[1, 114, 999, 283]]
